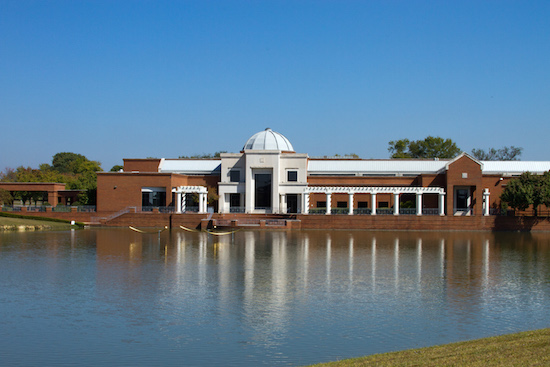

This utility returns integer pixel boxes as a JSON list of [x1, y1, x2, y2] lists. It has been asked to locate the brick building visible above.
[[96, 128, 550, 217]]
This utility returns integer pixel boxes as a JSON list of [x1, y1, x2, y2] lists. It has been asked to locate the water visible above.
[[1, 229, 549, 366]]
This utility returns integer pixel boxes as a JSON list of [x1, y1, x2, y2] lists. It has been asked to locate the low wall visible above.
[[6, 211, 550, 232], [297, 214, 550, 232]]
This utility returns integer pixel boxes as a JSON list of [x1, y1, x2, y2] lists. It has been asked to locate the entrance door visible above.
[[454, 187, 471, 215], [287, 194, 298, 213], [254, 173, 272, 210]]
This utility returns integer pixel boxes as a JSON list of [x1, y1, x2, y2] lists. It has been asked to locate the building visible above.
[[97, 128, 550, 217]]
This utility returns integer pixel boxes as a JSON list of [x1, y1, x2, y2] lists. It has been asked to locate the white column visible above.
[[483, 189, 490, 216], [280, 194, 287, 214], [416, 192, 423, 216], [176, 192, 182, 213], [348, 192, 354, 215], [181, 193, 187, 213], [198, 193, 206, 213], [393, 192, 400, 216], [371, 193, 377, 215], [439, 192, 445, 216], [303, 192, 309, 214], [326, 192, 332, 215]]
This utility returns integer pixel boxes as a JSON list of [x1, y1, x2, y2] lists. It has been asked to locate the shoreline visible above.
[[308, 328, 550, 366]]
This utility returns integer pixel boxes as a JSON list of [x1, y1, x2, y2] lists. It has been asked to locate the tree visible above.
[[179, 151, 227, 159], [500, 171, 550, 216], [388, 136, 461, 159], [471, 146, 523, 161], [0, 188, 13, 205], [110, 165, 124, 172]]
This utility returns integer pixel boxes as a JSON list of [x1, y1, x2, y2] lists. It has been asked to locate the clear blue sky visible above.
[[1, 0, 549, 171]]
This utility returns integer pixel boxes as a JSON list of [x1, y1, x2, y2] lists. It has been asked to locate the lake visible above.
[[1, 228, 549, 366]]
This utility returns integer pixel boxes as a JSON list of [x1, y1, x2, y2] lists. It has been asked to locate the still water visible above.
[[1, 228, 549, 366]]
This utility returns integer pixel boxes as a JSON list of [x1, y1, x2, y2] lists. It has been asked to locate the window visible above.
[[230, 170, 240, 182], [358, 201, 369, 208], [379, 202, 389, 208], [317, 201, 326, 208], [287, 170, 298, 182], [337, 201, 347, 208]]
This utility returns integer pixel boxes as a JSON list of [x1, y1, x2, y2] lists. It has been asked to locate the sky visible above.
[[1, 0, 549, 171]]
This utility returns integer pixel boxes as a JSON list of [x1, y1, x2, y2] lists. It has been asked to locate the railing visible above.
[[376, 208, 393, 215], [399, 208, 416, 215], [77, 206, 97, 212], [354, 208, 372, 215], [159, 206, 175, 213], [309, 208, 326, 215], [422, 208, 440, 215], [185, 206, 199, 213], [331, 208, 349, 215], [52, 205, 71, 212], [230, 207, 246, 213], [23, 206, 47, 212], [254, 207, 273, 213]]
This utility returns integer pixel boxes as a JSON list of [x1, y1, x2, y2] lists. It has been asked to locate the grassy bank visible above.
[[309, 328, 550, 367], [0, 214, 76, 231]]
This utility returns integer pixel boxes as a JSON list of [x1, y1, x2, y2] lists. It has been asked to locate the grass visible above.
[[309, 328, 550, 367], [0, 215, 75, 231]]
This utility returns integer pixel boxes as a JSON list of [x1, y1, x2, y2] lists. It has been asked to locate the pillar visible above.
[[200, 193, 207, 213], [176, 192, 182, 213], [416, 192, 422, 216], [326, 192, 332, 215], [348, 192, 354, 215], [483, 189, 490, 216], [371, 193, 377, 215], [303, 192, 309, 214], [181, 193, 187, 213], [280, 194, 287, 214], [393, 192, 400, 216], [439, 192, 445, 216]]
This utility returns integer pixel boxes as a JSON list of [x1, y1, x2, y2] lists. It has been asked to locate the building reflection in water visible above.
[[93, 228, 550, 349]]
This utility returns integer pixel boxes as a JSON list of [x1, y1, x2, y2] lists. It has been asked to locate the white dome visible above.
[[243, 128, 294, 151]]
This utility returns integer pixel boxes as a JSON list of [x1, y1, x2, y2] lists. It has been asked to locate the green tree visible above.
[[471, 146, 523, 161], [388, 136, 461, 159], [501, 171, 550, 216], [179, 151, 227, 159], [0, 188, 13, 205], [110, 165, 124, 172]]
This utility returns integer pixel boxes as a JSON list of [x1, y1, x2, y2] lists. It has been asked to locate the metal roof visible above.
[[308, 159, 550, 175], [160, 159, 221, 174], [481, 161, 550, 175], [308, 159, 448, 174]]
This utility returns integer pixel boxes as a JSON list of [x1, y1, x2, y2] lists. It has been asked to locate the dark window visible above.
[[230, 170, 240, 182], [230, 193, 240, 207], [142, 190, 166, 207], [287, 194, 298, 213], [379, 201, 389, 208], [254, 174, 271, 209], [337, 201, 347, 208], [287, 170, 298, 182], [358, 201, 369, 208], [317, 201, 326, 208]]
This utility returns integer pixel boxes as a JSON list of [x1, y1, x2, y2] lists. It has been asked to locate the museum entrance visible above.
[[254, 173, 272, 211]]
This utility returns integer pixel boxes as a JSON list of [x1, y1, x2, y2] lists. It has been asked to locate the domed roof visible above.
[[243, 128, 294, 152]]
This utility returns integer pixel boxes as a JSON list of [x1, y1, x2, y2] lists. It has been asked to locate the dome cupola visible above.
[[242, 128, 294, 152]]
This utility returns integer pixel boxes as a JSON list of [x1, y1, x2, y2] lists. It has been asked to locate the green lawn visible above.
[[309, 328, 550, 367], [0, 216, 74, 231]]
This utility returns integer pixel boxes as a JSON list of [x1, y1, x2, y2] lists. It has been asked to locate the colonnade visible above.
[[173, 186, 208, 214], [303, 186, 447, 216]]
